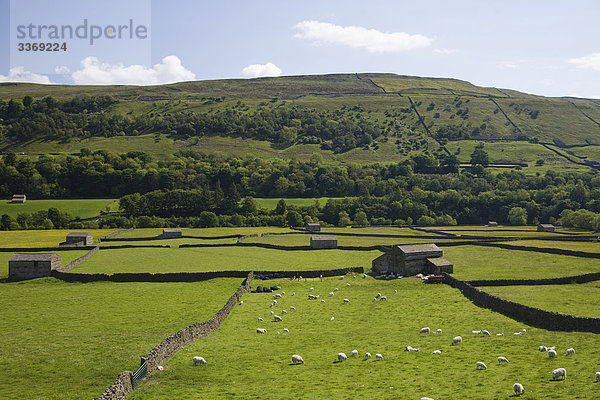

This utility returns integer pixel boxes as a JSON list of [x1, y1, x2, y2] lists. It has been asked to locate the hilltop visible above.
[[1, 73, 600, 172]]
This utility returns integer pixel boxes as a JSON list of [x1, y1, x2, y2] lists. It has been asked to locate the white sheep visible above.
[[337, 352, 348, 362], [513, 332, 522, 336], [522, 328, 527, 332], [565, 348, 575, 356], [548, 346, 556, 350], [548, 349, 557, 359], [420, 398, 434, 400], [277, 331, 280, 334], [363, 274, 367, 278], [375, 353, 383, 360], [329, 292, 334, 297], [472, 330, 482, 334], [334, 288, 339, 292], [239, 301, 243, 305], [394, 289, 398, 294], [350, 349, 358, 357], [192, 356, 207, 365], [496, 333, 504, 336], [258, 317, 263, 322], [498, 356, 509, 365], [346, 283, 350, 287], [432, 350, 441, 355], [283, 328, 289, 333], [282, 309, 287, 314], [376, 293, 381, 298], [363, 352, 372, 360], [339, 276, 344, 280], [291, 354, 304, 364], [308, 294, 317, 300], [372, 298, 377, 302], [156, 365, 164, 371], [273, 315, 282, 322], [420, 327, 431, 334], [513, 383, 525, 396], [282, 292, 285, 295], [321, 299, 325, 303], [552, 367, 566, 380], [272, 300, 277, 305], [482, 330, 490, 336], [256, 328, 267, 334], [292, 292, 295, 296], [539, 345, 547, 352], [451, 336, 463, 345], [595, 371, 600, 382], [270, 311, 274, 315], [343, 298, 350, 304], [435, 329, 442, 334], [405, 345, 414, 352], [380, 296, 387, 301], [330, 316, 335, 321], [309, 287, 314, 292], [289, 306, 295, 310], [476, 361, 487, 370]]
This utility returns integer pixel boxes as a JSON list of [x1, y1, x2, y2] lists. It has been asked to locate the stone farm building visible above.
[[11, 194, 26, 203], [9, 253, 61, 281], [65, 232, 93, 246], [537, 224, 555, 232], [161, 228, 182, 238], [372, 244, 453, 276], [488, 221, 498, 227], [306, 223, 321, 232], [310, 236, 337, 249]]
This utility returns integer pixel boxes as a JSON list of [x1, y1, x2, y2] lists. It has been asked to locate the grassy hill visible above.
[[2, 73, 600, 171]]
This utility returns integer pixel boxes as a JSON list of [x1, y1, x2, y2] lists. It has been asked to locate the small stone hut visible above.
[[306, 223, 321, 232], [310, 236, 337, 249], [65, 232, 93, 245], [9, 253, 61, 280], [372, 244, 453, 276], [161, 228, 182, 238], [11, 194, 26, 203], [537, 223, 555, 232], [488, 221, 498, 227]]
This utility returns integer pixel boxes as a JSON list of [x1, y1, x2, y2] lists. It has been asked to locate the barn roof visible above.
[[397, 244, 441, 254], [10, 253, 59, 262], [67, 232, 92, 237]]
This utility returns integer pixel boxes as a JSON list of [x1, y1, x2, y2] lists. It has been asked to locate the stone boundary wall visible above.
[[100, 228, 134, 240], [99, 245, 171, 250], [57, 246, 99, 272], [443, 273, 600, 333], [236, 233, 259, 243], [0, 246, 97, 252], [179, 242, 384, 251], [51, 267, 365, 283], [468, 272, 600, 287], [94, 273, 253, 400]]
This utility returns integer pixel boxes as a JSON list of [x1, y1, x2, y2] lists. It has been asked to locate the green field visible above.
[[0, 229, 120, 247], [254, 197, 339, 209], [0, 199, 115, 219], [129, 277, 600, 399], [482, 282, 600, 318], [245, 232, 457, 247], [0, 277, 243, 400]]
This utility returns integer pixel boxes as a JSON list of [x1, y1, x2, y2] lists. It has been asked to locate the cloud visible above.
[[569, 52, 600, 71], [293, 20, 432, 53], [0, 67, 53, 84], [241, 62, 282, 78], [434, 48, 455, 55], [54, 66, 70, 74], [71, 55, 195, 85]]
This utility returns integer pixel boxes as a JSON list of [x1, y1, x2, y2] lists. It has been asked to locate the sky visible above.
[[1, 0, 600, 98]]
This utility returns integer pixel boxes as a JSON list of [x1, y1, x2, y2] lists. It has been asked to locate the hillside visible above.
[[1, 73, 600, 171]]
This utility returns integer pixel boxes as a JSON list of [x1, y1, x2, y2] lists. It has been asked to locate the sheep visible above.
[[548, 346, 556, 350], [273, 315, 282, 322], [476, 361, 487, 370], [270, 311, 274, 315], [353, 275, 356, 279], [380, 296, 387, 301], [420, 327, 431, 334], [156, 365, 164, 371], [291, 354, 304, 364], [292, 292, 295, 296], [482, 330, 490, 336], [363, 352, 372, 360], [350, 349, 359, 357], [372, 298, 377, 302], [363, 274, 367, 278], [193, 356, 207, 365], [498, 356, 509, 365], [513, 332, 522, 336], [552, 367, 566, 380], [337, 352, 348, 362], [565, 348, 575, 356], [239, 301, 243, 305], [330, 316, 335, 321], [282, 309, 288, 314], [435, 329, 442, 334], [308, 294, 317, 300], [309, 287, 314, 292], [421, 398, 435, 400], [339, 276, 344, 280], [283, 328, 289, 333], [539, 345, 547, 352], [334, 288, 339, 292], [289, 306, 295, 310], [472, 330, 482, 334], [375, 353, 383, 360], [522, 328, 527, 332], [394, 289, 398, 294], [346, 283, 351, 287], [596, 371, 600, 382], [258, 317, 263, 322], [277, 331, 280, 334], [405, 345, 414, 352], [451, 336, 463, 346], [375, 293, 381, 298], [282, 292, 285, 295], [321, 299, 325, 303], [272, 300, 277, 305], [496, 333, 504, 336], [548, 349, 557, 359], [513, 383, 525, 396], [256, 328, 267, 334], [343, 298, 350, 304], [329, 292, 334, 297]]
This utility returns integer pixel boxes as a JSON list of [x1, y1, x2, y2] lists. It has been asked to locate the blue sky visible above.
[[1, 0, 600, 98]]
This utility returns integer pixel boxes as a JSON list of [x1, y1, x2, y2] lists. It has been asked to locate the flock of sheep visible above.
[[189, 274, 600, 398]]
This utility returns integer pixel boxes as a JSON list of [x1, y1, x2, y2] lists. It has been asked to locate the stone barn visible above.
[[306, 223, 321, 232], [537, 224, 555, 232], [9, 253, 61, 280], [310, 236, 337, 249], [372, 244, 453, 276], [11, 194, 26, 203], [488, 221, 498, 227], [161, 228, 182, 238], [65, 232, 93, 246]]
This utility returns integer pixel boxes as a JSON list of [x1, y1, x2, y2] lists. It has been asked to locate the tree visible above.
[[275, 199, 287, 215], [199, 211, 219, 227], [286, 210, 303, 227], [241, 197, 258, 215], [1, 214, 13, 230], [470, 147, 489, 167], [508, 207, 527, 225], [353, 211, 369, 227], [338, 211, 351, 227]]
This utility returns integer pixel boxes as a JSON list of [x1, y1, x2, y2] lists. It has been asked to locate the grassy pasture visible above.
[[0, 199, 115, 219], [245, 233, 458, 247], [0, 229, 119, 248], [129, 277, 600, 400], [111, 227, 297, 238], [482, 282, 600, 319], [71, 247, 380, 274], [505, 240, 600, 253], [445, 245, 600, 280], [254, 197, 336, 209], [0, 277, 244, 400]]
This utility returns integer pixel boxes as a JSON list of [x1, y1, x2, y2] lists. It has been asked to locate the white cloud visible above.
[[54, 66, 70, 74], [293, 20, 432, 53], [71, 55, 195, 85], [569, 53, 600, 71], [241, 62, 282, 78], [0, 67, 53, 84], [434, 48, 455, 55]]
